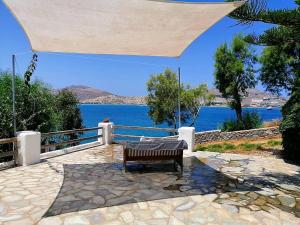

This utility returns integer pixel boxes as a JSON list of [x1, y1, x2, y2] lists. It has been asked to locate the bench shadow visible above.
[[43, 156, 261, 217]]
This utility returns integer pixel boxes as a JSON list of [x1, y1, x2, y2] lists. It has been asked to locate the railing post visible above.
[[16, 131, 41, 166], [98, 122, 113, 145], [178, 127, 195, 153]]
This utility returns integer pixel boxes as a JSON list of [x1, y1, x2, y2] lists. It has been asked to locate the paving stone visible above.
[[256, 188, 276, 196], [204, 194, 218, 202], [0, 145, 300, 225], [248, 205, 261, 211], [222, 220, 247, 225], [247, 192, 259, 200], [1, 195, 23, 203], [240, 214, 258, 223], [0, 215, 23, 222], [296, 199, 300, 210], [85, 213, 103, 224], [279, 184, 299, 192], [0, 203, 6, 214], [267, 197, 281, 205], [39, 217, 63, 225], [222, 204, 238, 214], [137, 202, 148, 210], [133, 220, 148, 225], [58, 195, 79, 202], [120, 211, 134, 223], [153, 209, 168, 219], [252, 197, 266, 206], [92, 196, 105, 205], [278, 195, 296, 208], [64, 215, 91, 225], [175, 201, 195, 211], [103, 219, 123, 225], [76, 191, 95, 200], [261, 205, 272, 212], [168, 216, 185, 225], [5, 218, 33, 225]]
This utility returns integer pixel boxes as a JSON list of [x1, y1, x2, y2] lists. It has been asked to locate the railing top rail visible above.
[[113, 134, 177, 139], [113, 125, 177, 133], [42, 126, 102, 137], [0, 137, 17, 145], [41, 134, 102, 148]]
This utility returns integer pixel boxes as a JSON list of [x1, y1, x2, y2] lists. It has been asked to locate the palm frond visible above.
[[227, 0, 267, 25], [244, 26, 300, 46], [227, 0, 300, 26]]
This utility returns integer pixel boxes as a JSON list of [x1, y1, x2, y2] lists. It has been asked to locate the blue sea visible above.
[[79, 105, 282, 139]]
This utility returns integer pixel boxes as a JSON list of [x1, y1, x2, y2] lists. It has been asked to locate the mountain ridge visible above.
[[62, 85, 286, 107], [62, 85, 112, 101]]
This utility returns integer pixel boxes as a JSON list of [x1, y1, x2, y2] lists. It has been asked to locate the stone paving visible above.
[[0, 144, 299, 225]]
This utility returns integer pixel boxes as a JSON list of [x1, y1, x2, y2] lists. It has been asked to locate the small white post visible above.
[[98, 124, 104, 144], [17, 131, 41, 166], [178, 127, 195, 153], [98, 122, 113, 145]]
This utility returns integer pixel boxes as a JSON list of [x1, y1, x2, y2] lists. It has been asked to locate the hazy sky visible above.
[[0, 0, 296, 96]]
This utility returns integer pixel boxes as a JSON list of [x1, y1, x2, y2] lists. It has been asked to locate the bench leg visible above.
[[123, 147, 127, 172], [123, 160, 127, 172], [173, 159, 177, 171], [174, 159, 183, 173], [177, 158, 183, 174]]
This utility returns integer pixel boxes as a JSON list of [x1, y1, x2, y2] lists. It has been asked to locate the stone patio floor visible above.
[[0, 144, 299, 225]]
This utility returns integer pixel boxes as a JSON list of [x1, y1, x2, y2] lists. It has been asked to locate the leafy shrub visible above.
[[243, 112, 262, 129], [239, 142, 262, 151], [194, 143, 235, 153], [194, 144, 207, 152], [194, 144, 224, 153], [220, 120, 243, 132], [206, 144, 224, 152], [223, 143, 236, 150], [279, 81, 300, 161], [221, 112, 262, 131], [267, 140, 282, 147], [194, 139, 282, 153], [0, 71, 83, 139]]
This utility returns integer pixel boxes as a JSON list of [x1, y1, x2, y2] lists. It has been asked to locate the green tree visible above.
[[214, 35, 257, 125], [227, 0, 300, 160], [0, 71, 57, 138], [0, 71, 83, 139], [56, 89, 83, 140], [181, 84, 215, 127], [146, 69, 214, 129]]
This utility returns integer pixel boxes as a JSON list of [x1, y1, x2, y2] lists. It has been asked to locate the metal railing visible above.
[[41, 127, 103, 150], [113, 125, 178, 140], [0, 137, 18, 166]]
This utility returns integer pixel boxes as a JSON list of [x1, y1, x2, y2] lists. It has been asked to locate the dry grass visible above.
[[194, 137, 283, 157], [263, 119, 281, 128]]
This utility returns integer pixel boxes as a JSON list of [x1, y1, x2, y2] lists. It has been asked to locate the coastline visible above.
[[79, 103, 281, 109]]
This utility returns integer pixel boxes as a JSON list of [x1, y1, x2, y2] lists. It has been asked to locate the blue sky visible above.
[[0, 0, 296, 96]]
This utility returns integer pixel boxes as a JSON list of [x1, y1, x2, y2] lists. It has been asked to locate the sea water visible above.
[[79, 104, 282, 139]]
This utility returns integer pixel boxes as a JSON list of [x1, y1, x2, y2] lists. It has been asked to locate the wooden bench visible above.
[[123, 140, 187, 172]]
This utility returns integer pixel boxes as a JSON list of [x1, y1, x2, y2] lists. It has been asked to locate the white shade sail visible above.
[[3, 0, 244, 57]]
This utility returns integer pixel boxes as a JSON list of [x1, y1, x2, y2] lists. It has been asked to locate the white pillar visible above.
[[178, 127, 195, 153], [17, 131, 41, 166], [98, 122, 113, 145], [98, 124, 104, 144]]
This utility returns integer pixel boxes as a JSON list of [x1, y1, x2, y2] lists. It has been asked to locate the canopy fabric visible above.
[[3, 0, 244, 57]]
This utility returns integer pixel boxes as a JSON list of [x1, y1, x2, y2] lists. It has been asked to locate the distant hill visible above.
[[210, 88, 286, 108], [81, 95, 146, 105], [60, 85, 146, 105], [63, 85, 112, 101], [61, 85, 286, 107]]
